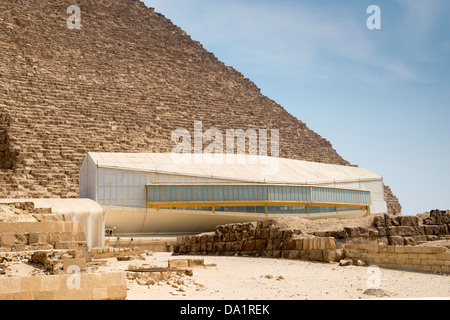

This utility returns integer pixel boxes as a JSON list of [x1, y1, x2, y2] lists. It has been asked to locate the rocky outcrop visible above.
[[174, 210, 450, 261]]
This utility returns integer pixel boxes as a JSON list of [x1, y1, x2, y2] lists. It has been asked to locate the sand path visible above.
[[96, 253, 450, 300]]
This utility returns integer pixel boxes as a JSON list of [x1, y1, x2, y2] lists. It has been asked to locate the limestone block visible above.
[[191, 243, 200, 252], [286, 250, 301, 260], [14, 233, 29, 245], [396, 226, 415, 236], [93, 287, 108, 300], [255, 240, 267, 252], [28, 233, 42, 245], [12, 244, 28, 252], [269, 229, 283, 239], [372, 215, 385, 227], [101, 272, 126, 288], [217, 242, 226, 253], [282, 239, 295, 250], [59, 289, 94, 300], [294, 239, 303, 250], [306, 250, 323, 261], [385, 214, 400, 227], [325, 237, 337, 250], [33, 291, 56, 300], [0, 277, 21, 294], [1, 233, 15, 246], [63, 258, 87, 272], [188, 259, 205, 267], [20, 276, 42, 293], [260, 228, 270, 239], [437, 252, 450, 260], [394, 246, 406, 253], [331, 229, 349, 239], [423, 225, 440, 236], [243, 240, 255, 252], [426, 235, 439, 242], [272, 250, 281, 258], [429, 247, 446, 254], [262, 220, 276, 229], [40, 275, 62, 292], [397, 216, 419, 227], [344, 227, 360, 237], [173, 245, 181, 254], [74, 232, 86, 242], [412, 235, 428, 243], [388, 236, 405, 246], [439, 224, 449, 235], [282, 230, 293, 239], [54, 242, 78, 250], [386, 227, 399, 237], [368, 227, 379, 237], [168, 259, 189, 268], [359, 227, 370, 237], [0, 223, 18, 233], [273, 239, 283, 250], [58, 232, 74, 242], [403, 237, 416, 246], [323, 249, 343, 263], [107, 285, 127, 300]]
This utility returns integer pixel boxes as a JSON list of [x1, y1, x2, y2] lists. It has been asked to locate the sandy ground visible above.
[[95, 253, 450, 300]]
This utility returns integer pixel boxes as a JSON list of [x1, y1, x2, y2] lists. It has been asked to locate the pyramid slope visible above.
[[0, 0, 401, 214]]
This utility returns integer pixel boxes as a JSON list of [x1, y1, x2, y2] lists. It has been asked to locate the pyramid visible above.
[[0, 0, 401, 214]]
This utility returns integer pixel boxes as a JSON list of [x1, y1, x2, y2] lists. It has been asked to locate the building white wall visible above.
[[95, 167, 233, 208], [80, 153, 387, 214], [317, 179, 386, 214], [79, 155, 98, 201]]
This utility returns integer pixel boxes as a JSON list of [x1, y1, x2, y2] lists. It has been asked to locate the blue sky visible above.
[[144, 0, 450, 215]]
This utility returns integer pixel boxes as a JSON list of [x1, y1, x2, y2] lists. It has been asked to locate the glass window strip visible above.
[[147, 185, 371, 206]]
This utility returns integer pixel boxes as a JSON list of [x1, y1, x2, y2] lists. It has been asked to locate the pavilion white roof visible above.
[[85, 152, 382, 185]]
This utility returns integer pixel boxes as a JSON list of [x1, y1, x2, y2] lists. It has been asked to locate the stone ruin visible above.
[[0, 202, 129, 300], [175, 210, 450, 274], [0, 0, 401, 214]]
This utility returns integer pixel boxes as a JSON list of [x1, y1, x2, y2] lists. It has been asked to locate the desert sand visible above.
[[94, 252, 449, 300]]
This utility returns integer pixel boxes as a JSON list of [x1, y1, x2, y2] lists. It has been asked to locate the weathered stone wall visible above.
[[0, 202, 89, 252], [90, 247, 146, 259], [0, 0, 401, 214], [0, 221, 87, 252], [0, 220, 88, 252], [174, 220, 344, 263], [106, 237, 177, 253], [313, 210, 450, 248], [174, 210, 450, 264], [0, 271, 127, 300], [344, 244, 450, 274]]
